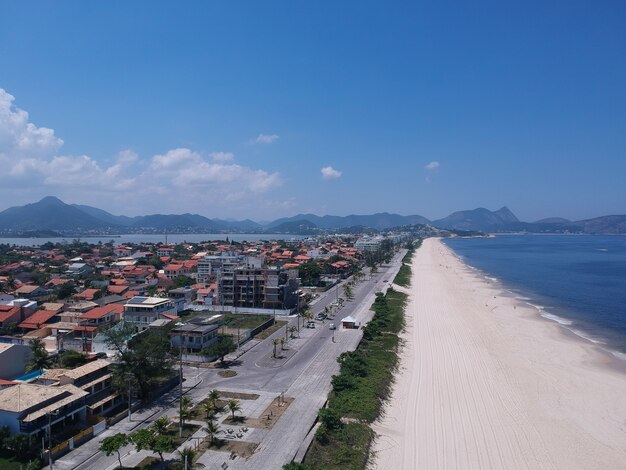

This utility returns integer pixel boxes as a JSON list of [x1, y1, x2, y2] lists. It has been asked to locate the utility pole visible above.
[[179, 347, 183, 438], [127, 374, 132, 421], [47, 409, 59, 470], [48, 412, 52, 470]]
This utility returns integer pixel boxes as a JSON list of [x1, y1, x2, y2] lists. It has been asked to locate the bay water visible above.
[[444, 235, 626, 357]]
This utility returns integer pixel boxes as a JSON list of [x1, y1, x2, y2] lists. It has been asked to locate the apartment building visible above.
[[123, 296, 177, 330], [219, 265, 300, 309]]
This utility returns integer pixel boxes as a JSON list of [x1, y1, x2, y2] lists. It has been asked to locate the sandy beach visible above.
[[371, 238, 626, 470]]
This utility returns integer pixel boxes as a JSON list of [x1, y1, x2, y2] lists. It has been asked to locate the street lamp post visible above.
[[47, 409, 60, 470], [126, 373, 133, 422], [179, 347, 183, 438]]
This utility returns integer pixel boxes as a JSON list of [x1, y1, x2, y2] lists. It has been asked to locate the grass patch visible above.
[[133, 456, 160, 469], [219, 391, 260, 400], [164, 423, 201, 446], [297, 264, 412, 470], [304, 423, 373, 470], [218, 370, 237, 378], [254, 320, 286, 340], [392, 243, 417, 287], [223, 314, 271, 330], [0, 456, 23, 470]]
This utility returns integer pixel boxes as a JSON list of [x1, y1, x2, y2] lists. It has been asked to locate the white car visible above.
[[329, 323, 336, 330]]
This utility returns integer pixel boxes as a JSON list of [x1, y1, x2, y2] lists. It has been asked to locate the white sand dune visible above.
[[372, 238, 626, 470]]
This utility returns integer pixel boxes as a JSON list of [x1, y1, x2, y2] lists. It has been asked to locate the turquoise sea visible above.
[[444, 235, 626, 358]]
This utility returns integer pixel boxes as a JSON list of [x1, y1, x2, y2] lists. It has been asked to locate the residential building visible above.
[[14, 285, 50, 300], [66, 263, 93, 278], [0, 383, 88, 436], [123, 296, 177, 330], [197, 252, 240, 284], [39, 359, 121, 417], [169, 323, 219, 352], [79, 304, 124, 329], [18, 310, 59, 331], [163, 264, 189, 280], [219, 265, 300, 309], [355, 236, 384, 251], [169, 286, 197, 304], [156, 246, 174, 257]]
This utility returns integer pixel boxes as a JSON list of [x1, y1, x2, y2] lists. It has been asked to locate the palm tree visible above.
[[203, 419, 220, 446], [178, 446, 196, 470], [151, 416, 170, 435], [280, 338, 286, 350], [343, 284, 352, 299], [27, 338, 51, 374], [227, 399, 241, 420], [303, 309, 313, 322], [271, 338, 280, 358], [203, 401, 215, 421], [288, 326, 298, 338], [179, 396, 192, 429], [208, 389, 221, 403]]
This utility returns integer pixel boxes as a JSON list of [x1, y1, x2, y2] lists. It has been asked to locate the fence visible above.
[[186, 304, 294, 316], [48, 419, 101, 460]]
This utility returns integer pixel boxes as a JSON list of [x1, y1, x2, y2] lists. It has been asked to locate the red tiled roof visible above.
[[107, 285, 129, 294], [164, 264, 184, 271], [75, 288, 100, 300], [0, 305, 20, 322], [18, 310, 58, 329], [80, 304, 124, 320]]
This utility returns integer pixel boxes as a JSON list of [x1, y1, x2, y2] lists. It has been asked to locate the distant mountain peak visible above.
[[494, 206, 519, 222], [37, 196, 66, 206]]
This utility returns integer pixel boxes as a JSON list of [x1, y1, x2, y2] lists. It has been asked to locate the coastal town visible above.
[[0, 232, 412, 469]]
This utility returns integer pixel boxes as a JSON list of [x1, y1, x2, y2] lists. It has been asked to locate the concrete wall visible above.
[[0, 344, 32, 380]]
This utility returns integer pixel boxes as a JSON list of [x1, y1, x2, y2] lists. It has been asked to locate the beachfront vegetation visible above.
[[393, 239, 419, 287], [296, 287, 409, 470]]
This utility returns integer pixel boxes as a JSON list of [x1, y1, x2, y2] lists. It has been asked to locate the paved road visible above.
[[55, 251, 406, 469]]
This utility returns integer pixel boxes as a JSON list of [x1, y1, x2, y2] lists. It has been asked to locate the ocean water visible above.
[[0, 233, 305, 247], [443, 235, 626, 357]]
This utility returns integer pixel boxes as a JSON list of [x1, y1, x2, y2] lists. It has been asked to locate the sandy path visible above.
[[372, 238, 626, 470]]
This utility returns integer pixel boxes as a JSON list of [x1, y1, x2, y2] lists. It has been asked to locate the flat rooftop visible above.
[[171, 323, 219, 334], [126, 296, 171, 306]]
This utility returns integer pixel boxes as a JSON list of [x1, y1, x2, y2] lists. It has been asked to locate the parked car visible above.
[[329, 323, 336, 330]]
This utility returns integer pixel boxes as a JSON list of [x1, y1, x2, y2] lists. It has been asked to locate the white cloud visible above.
[[0, 88, 63, 161], [321, 166, 342, 180], [150, 148, 202, 171], [253, 133, 279, 144], [425, 161, 440, 170], [0, 87, 284, 213], [210, 151, 235, 162]]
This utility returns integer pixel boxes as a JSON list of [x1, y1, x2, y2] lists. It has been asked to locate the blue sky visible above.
[[0, 1, 624, 221]]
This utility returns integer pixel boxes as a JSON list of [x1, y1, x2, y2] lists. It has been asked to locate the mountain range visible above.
[[0, 196, 625, 235]]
